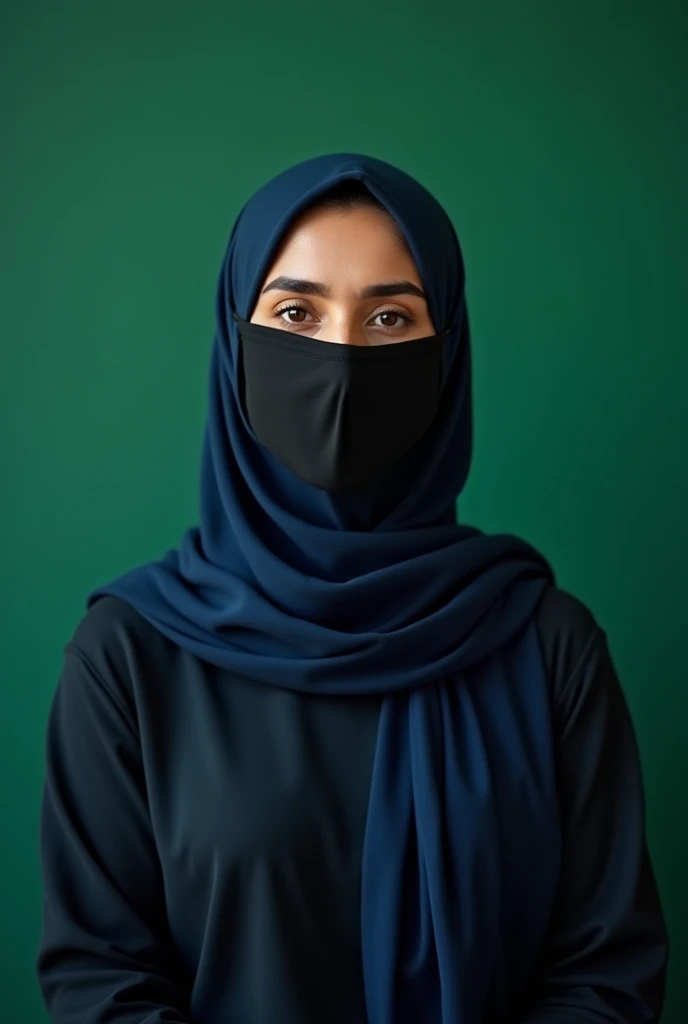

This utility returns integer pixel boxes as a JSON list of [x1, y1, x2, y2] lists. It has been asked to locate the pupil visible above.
[[289, 309, 305, 322]]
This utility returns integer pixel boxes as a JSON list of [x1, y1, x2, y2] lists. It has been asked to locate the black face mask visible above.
[[235, 315, 449, 492]]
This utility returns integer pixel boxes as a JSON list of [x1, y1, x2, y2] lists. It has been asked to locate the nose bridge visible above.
[[326, 307, 369, 347]]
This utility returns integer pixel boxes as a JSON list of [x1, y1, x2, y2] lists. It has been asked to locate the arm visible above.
[[36, 642, 195, 1023], [517, 627, 669, 1023]]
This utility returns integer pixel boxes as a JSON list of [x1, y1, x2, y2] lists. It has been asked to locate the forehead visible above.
[[261, 204, 421, 284]]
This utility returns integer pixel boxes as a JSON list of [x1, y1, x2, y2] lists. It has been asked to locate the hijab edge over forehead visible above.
[[230, 155, 465, 335]]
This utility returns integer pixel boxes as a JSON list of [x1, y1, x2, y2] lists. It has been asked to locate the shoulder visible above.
[[533, 585, 609, 714], [534, 585, 600, 677], [62, 596, 171, 722], [69, 594, 163, 667]]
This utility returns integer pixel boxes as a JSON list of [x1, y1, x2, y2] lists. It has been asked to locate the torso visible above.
[[65, 586, 597, 1023]]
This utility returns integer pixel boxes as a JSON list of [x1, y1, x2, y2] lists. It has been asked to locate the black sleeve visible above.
[[517, 613, 669, 1022], [36, 641, 195, 1023]]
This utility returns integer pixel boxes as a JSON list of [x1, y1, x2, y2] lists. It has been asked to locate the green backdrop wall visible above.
[[3, 0, 686, 1019]]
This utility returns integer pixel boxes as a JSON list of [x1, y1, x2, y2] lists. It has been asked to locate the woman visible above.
[[36, 153, 668, 1023]]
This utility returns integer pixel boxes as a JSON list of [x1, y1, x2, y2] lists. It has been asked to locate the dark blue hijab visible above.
[[89, 153, 556, 1022]]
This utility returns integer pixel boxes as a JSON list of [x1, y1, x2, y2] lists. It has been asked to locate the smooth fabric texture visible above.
[[36, 588, 669, 1023], [87, 153, 557, 1023], [236, 315, 450, 492]]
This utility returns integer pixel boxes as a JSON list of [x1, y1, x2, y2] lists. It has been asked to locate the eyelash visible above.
[[271, 301, 416, 332]]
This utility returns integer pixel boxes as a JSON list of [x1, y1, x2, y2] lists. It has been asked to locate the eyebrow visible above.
[[261, 275, 427, 301]]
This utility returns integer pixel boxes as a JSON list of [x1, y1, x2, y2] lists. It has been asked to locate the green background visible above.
[[3, 0, 686, 1019]]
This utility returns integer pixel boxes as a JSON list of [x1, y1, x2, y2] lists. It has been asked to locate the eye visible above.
[[372, 309, 415, 331], [272, 303, 314, 327]]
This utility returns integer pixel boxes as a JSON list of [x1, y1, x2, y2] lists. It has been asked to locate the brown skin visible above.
[[249, 205, 436, 346]]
